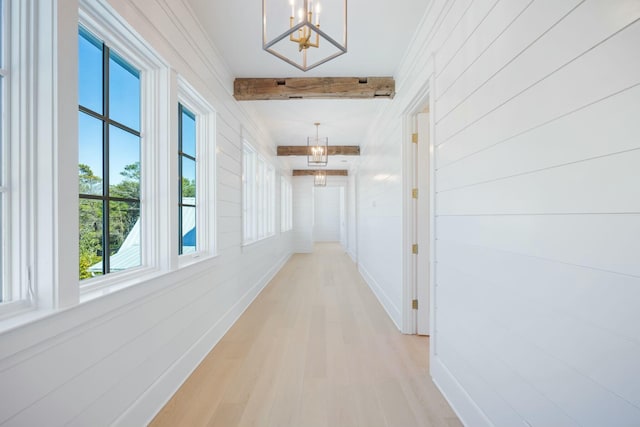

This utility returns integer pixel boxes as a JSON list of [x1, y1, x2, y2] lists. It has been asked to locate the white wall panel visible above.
[[438, 149, 640, 215], [438, 214, 640, 277], [437, 0, 640, 140], [435, 0, 582, 120], [313, 187, 341, 242], [368, 0, 640, 425], [435, 0, 532, 97], [437, 19, 640, 168], [437, 84, 640, 191], [356, 120, 403, 329], [292, 177, 314, 253], [346, 173, 357, 261], [437, 239, 640, 343]]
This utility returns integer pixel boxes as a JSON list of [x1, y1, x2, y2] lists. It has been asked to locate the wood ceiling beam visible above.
[[293, 170, 348, 176], [234, 77, 395, 100], [277, 145, 360, 156]]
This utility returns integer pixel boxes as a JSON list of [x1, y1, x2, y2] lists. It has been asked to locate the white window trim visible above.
[[242, 141, 256, 244], [280, 176, 293, 232], [176, 76, 217, 267], [78, 0, 170, 301], [242, 140, 276, 246], [0, 0, 35, 319]]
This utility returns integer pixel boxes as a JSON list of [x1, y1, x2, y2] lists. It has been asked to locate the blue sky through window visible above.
[[78, 28, 140, 187]]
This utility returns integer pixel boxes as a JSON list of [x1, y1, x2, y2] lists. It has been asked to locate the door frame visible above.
[[401, 65, 436, 337]]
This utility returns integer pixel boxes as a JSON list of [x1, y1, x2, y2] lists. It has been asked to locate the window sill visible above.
[[0, 301, 43, 335], [242, 233, 276, 248], [79, 266, 164, 304], [178, 251, 218, 269]]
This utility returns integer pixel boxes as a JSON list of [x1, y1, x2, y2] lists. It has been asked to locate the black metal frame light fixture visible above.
[[307, 122, 328, 167], [262, 0, 347, 71]]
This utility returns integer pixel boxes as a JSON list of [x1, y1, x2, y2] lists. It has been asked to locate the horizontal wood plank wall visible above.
[[361, 0, 640, 425], [0, 0, 293, 425], [293, 177, 314, 253]]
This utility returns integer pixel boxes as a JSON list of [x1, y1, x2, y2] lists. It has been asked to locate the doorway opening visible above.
[[402, 85, 434, 336], [313, 183, 348, 250]]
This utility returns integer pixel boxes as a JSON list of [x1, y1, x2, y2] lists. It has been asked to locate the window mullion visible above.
[[178, 104, 183, 255], [102, 44, 110, 275]]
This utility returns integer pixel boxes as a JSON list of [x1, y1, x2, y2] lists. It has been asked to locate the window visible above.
[[179, 104, 196, 255], [266, 165, 275, 236], [242, 143, 256, 242], [177, 77, 216, 261], [78, 27, 141, 281], [0, 0, 7, 302], [281, 177, 293, 232], [242, 141, 275, 244]]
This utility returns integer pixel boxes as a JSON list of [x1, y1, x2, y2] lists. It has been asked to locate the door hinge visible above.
[[411, 133, 418, 144], [412, 299, 419, 310], [412, 188, 418, 199], [412, 244, 418, 254]]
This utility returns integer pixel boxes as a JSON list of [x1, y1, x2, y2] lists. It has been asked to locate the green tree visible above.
[[109, 161, 141, 255], [78, 162, 143, 277], [79, 163, 102, 194], [79, 164, 103, 279], [181, 177, 196, 198]]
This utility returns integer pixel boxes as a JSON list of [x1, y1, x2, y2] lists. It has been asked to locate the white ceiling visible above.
[[186, 0, 430, 170]]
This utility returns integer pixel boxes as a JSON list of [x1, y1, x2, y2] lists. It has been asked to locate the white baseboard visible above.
[[431, 354, 493, 427], [347, 248, 357, 263], [115, 252, 293, 426], [358, 263, 401, 330]]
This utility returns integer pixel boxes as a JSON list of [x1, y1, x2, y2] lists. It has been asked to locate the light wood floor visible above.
[[150, 243, 461, 427]]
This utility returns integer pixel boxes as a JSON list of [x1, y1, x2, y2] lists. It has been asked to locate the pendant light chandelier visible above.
[[314, 170, 327, 187], [262, 0, 347, 71], [307, 122, 328, 167]]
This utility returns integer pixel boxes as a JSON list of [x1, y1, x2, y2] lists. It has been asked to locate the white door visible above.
[[416, 112, 430, 335]]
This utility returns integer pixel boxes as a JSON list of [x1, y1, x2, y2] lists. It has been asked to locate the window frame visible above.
[[0, 0, 8, 305], [78, 26, 142, 279], [0, 0, 34, 316], [280, 176, 293, 232], [78, 1, 169, 297], [176, 76, 216, 264], [242, 140, 276, 245], [178, 104, 196, 255]]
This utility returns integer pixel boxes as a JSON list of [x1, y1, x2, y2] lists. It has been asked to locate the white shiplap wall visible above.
[[347, 172, 358, 262], [0, 0, 293, 425], [293, 176, 349, 251], [356, 117, 404, 328], [358, 0, 640, 425], [314, 187, 342, 242], [293, 176, 314, 253]]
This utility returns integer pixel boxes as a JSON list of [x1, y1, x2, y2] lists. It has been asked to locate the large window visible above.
[[177, 78, 216, 261], [178, 104, 196, 255], [78, 27, 141, 281], [0, 0, 7, 302], [242, 141, 275, 244], [281, 177, 293, 232]]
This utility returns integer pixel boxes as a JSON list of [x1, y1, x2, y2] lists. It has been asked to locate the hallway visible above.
[[151, 244, 460, 426]]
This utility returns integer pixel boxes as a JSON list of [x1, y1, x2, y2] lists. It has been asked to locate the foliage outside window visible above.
[[179, 104, 197, 255], [78, 27, 141, 281]]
